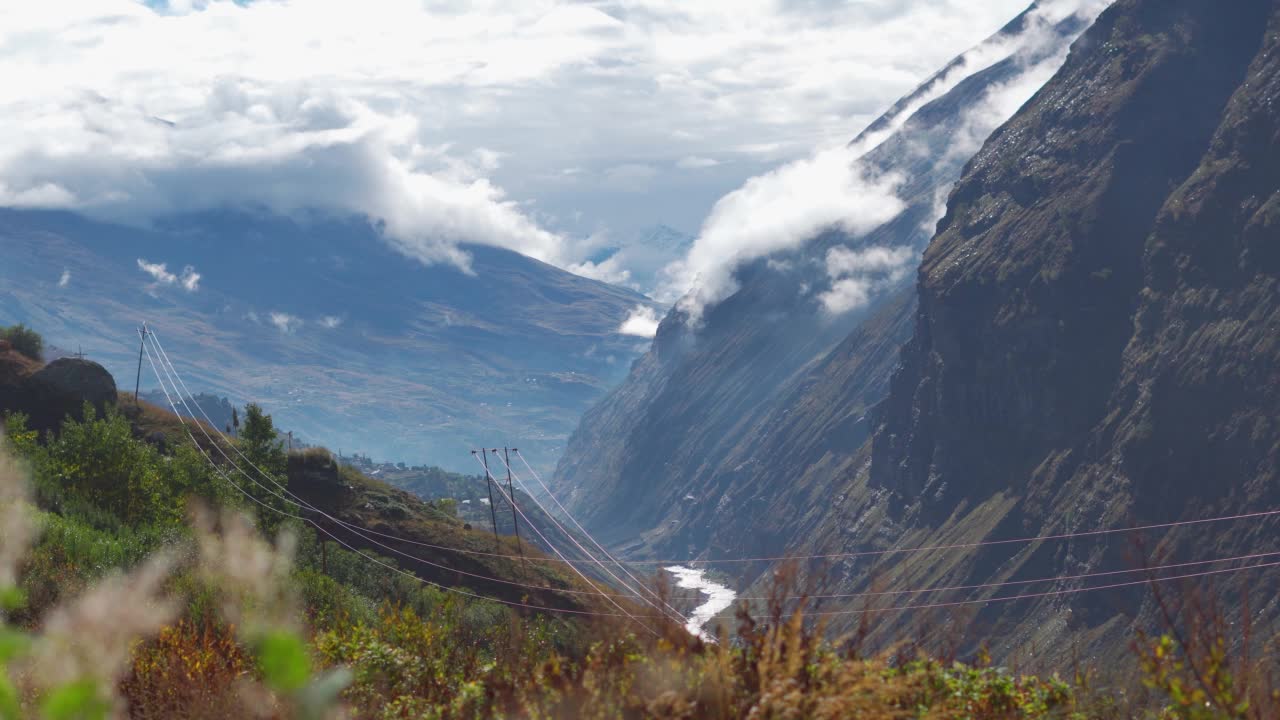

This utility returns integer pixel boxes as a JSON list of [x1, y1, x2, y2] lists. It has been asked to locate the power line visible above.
[[140, 336, 645, 618], [141, 327, 1280, 629], [779, 558, 1280, 619], [502, 450, 689, 622], [145, 331, 658, 610], [483, 450, 688, 625], [470, 453, 663, 635], [146, 328, 1280, 575]]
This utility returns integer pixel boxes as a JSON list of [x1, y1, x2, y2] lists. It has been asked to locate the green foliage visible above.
[[238, 403, 290, 531], [256, 630, 313, 692], [40, 405, 178, 526], [39, 680, 111, 720], [0, 324, 42, 361]]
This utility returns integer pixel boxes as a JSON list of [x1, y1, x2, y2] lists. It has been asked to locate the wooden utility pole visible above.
[[478, 449, 500, 543], [134, 324, 150, 407], [501, 447, 525, 563]]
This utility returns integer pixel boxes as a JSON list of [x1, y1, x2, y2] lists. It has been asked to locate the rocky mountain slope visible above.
[[553, 1, 1096, 555], [749, 0, 1280, 666], [0, 209, 657, 473]]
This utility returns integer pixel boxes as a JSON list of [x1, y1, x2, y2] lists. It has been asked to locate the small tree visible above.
[[239, 403, 289, 532], [1, 323, 43, 361], [231, 407, 240, 438]]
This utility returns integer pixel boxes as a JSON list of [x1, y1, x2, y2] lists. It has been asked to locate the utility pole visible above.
[[501, 447, 525, 569], [477, 449, 500, 543], [134, 324, 150, 408]]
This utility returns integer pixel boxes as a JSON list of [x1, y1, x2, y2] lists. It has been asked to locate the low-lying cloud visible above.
[[658, 152, 908, 317], [617, 306, 662, 339], [657, 0, 1111, 321], [0, 0, 1067, 283], [818, 245, 916, 315]]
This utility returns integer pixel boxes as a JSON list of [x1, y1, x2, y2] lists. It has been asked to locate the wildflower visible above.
[[191, 506, 297, 632], [26, 553, 179, 715], [0, 442, 34, 593]]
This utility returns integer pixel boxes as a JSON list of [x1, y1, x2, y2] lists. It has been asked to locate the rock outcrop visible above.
[[1, 356, 118, 432]]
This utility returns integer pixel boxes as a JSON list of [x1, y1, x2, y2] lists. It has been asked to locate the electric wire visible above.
[[148, 330, 653, 604], [141, 328, 1280, 627], [488, 450, 688, 624], [508, 450, 690, 622], [141, 335, 645, 618], [148, 328, 1280, 575]]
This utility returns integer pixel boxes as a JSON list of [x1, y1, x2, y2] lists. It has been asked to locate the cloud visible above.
[[657, 148, 908, 316], [137, 259, 177, 286], [568, 256, 635, 288], [655, 0, 1110, 320], [269, 312, 303, 334], [817, 244, 916, 315], [677, 156, 720, 170], [57, 269, 71, 288], [137, 258, 200, 291], [319, 316, 343, 329], [617, 305, 662, 338], [0, 0, 1072, 283], [179, 265, 201, 291]]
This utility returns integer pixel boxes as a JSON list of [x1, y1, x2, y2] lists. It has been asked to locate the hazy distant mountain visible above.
[[0, 208, 658, 473], [582, 224, 694, 295]]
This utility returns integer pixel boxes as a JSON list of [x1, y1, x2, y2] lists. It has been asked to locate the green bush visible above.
[[0, 323, 42, 361]]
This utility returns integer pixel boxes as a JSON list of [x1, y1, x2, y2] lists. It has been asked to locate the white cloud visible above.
[[824, 245, 916, 277], [179, 265, 201, 291], [0, 0, 1080, 282], [655, 0, 1109, 320], [57, 269, 71, 288], [319, 316, 343, 329], [137, 258, 200, 291], [677, 156, 719, 170], [269, 312, 303, 334], [568, 256, 635, 288], [658, 148, 908, 317], [817, 244, 916, 315], [617, 305, 662, 338], [137, 259, 177, 286]]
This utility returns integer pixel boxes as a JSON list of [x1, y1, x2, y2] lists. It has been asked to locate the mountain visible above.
[[0, 208, 658, 474], [552, 1, 1097, 555], [582, 224, 695, 295], [791, 0, 1280, 664]]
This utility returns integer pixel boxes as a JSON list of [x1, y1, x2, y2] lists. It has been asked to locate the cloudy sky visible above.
[[1, 0, 1089, 301]]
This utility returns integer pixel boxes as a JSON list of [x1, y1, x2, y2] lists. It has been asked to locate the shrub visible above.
[[0, 324, 42, 361]]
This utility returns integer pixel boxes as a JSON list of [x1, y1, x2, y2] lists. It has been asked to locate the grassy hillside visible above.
[[0, 326, 1270, 718]]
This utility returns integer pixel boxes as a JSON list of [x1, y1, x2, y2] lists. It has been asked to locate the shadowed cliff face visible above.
[[553, 4, 1094, 556], [773, 0, 1280, 664], [871, 0, 1277, 512]]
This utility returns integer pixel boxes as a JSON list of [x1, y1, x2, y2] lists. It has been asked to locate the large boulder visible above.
[[22, 358, 118, 432]]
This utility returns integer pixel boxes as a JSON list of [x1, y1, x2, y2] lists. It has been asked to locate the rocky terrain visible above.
[[558, 0, 1280, 667]]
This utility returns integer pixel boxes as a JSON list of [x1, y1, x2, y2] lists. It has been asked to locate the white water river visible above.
[[665, 565, 736, 641]]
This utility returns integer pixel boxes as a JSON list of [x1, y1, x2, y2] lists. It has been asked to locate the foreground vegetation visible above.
[[0, 330, 1275, 718]]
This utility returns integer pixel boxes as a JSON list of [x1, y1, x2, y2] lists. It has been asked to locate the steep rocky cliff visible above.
[[554, 2, 1097, 558], [776, 0, 1280, 664]]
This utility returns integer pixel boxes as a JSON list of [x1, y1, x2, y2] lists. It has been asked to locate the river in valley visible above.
[[665, 565, 736, 641]]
